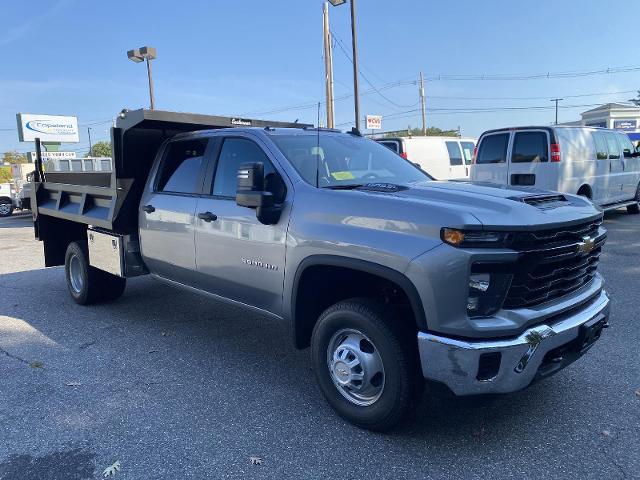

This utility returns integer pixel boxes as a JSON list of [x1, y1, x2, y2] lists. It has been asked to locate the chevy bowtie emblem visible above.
[[577, 236, 595, 255]]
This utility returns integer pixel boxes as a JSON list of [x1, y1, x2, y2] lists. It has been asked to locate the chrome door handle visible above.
[[197, 211, 217, 222]]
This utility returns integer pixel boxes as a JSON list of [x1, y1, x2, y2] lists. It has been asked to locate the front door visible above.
[[139, 137, 210, 284], [194, 136, 288, 315], [444, 141, 467, 179]]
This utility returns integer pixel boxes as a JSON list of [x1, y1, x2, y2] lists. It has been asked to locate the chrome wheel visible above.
[[68, 254, 84, 294], [326, 329, 385, 406], [0, 202, 11, 216]]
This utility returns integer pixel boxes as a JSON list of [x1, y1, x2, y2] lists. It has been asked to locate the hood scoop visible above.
[[510, 194, 568, 210], [358, 183, 409, 193]]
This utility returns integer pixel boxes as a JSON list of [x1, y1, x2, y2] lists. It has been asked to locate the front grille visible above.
[[503, 218, 605, 309]]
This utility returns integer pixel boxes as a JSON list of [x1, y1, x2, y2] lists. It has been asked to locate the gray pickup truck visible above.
[[31, 109, 610, 431]]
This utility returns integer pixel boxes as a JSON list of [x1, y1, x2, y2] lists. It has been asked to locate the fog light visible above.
[[469, 273, 490, 292]]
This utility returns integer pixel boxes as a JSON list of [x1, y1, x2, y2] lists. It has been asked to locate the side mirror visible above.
[[236, 162, 281, 225]]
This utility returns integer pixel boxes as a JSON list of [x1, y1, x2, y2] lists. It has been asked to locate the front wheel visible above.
[[0, 199, 14, 217], [311, 298, 424, 431], [627, 183, 640, 214]]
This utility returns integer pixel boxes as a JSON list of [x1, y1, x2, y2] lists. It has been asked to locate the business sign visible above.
[[17, 113, 80, 143], [27, 151, 77, 163], [366, 115, 382, 130], [613, 119, 637, 131]]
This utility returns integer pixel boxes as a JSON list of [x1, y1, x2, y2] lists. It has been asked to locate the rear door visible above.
[[508, 129, 554, 191], [471, 132, 510, 185], [193, 135, 288, 315], [139, 137, 210, 284], [604, 131, 625, 202], [444, 141, 467, 179]]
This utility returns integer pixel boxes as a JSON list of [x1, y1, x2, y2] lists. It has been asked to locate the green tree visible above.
[[87, 141, 112, 157], [383, 126, 459, 138], [2, 151, 28, 164], [628, 90, 640, 107], [0, 166, 12, 183]]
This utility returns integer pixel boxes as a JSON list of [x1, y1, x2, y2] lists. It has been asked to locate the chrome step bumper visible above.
[[417, 290, 610, 396]]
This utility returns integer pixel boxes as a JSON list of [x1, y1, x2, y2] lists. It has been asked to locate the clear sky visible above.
[[1, 0, 639, 155]]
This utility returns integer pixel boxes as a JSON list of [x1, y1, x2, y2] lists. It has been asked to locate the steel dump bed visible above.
[[32, 109, 308, 232]]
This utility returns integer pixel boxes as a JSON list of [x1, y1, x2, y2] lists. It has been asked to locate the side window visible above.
[[476, 133, 509, 164], [604, 132, 621, 159], [445, 141, 463, 166], [593, 132, 608, 160], [511, 131, 548, 163], [618, 133, 635, 157], [156, 139, 209, 194], [212, 138, 284, 202], [460, 141, 475, 165]]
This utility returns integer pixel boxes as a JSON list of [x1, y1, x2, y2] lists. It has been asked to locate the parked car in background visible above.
[[377, 136, 476, 180], [471, 126, 640, 213], [0, 183, 17, 217]]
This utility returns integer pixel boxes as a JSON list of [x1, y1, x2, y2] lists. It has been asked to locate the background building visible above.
[[561, 103, 640, 142]]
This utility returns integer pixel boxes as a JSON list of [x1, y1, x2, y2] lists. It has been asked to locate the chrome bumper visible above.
[[417, 290, 610, 396]]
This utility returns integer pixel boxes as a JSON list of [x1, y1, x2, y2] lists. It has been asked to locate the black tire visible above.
[[64, 241, 126, 305], [311, 298, 424, 432], [0, 199, 14, 217], [627, 183, 640, 214]]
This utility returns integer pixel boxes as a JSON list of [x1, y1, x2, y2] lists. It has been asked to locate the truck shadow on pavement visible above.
[[1, 265, 566, 447]]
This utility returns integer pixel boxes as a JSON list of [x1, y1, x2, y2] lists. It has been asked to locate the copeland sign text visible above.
[[17, 113, 80, 143]]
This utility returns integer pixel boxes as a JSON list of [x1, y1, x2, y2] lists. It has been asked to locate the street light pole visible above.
[[87, 127, 93, 156], [127, 46, 157, 110], [328, 0, 361, 132], [322, 2, 335, 128], [550, 98, 563, 125], [349, 0, 361, 132], [146, 56, 155, 110]]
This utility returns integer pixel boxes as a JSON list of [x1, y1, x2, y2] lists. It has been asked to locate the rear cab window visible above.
[[476, 133, 509, 164], [156, 138, 209, 194], [511, 131, 548, 163], [445, 141, 463, 166]]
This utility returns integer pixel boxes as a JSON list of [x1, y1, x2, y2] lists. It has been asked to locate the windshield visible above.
[[270, 133, 432, 188]]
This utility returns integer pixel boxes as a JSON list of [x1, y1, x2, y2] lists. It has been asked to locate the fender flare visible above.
[[288, 255, 427, 346]]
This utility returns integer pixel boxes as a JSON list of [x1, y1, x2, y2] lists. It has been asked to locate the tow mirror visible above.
[[236, 162, 281, 224]]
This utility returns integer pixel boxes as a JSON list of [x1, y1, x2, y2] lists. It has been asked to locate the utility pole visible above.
[[419, 71, 426, 135], [87, 127, 93, 157], [322, 2, 335, 128], [550, 98, 563, 125]]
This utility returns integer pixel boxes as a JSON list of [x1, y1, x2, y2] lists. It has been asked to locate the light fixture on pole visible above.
[[127, 46, 157, 110], [328, 0, 361, 132]]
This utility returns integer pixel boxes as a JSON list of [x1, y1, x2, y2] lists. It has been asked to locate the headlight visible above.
[[467, 271, 512, 318], [441, 228, 512, 248]]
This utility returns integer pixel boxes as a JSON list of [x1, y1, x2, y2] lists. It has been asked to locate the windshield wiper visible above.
[[321, 184, 365, 190]]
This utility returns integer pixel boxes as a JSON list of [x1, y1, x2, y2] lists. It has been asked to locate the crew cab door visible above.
[[193, 135, 288, 315], [138, 137, 210, 284], [471, 132, 510, 184]]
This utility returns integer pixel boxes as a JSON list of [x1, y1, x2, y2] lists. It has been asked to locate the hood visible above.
[[359, 180, 602, 230]]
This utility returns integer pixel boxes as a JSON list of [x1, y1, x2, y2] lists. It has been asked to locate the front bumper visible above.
[[417, 289, 610, 396]]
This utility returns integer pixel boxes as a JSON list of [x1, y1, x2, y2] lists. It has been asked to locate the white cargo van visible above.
[[471, 126, 640, 213], [377, 136, 476, 180]]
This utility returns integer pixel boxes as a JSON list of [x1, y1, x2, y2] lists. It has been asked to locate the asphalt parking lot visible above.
[[0, 211, 638, 480]]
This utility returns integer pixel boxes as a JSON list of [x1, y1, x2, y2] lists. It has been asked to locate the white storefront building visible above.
[[562, 102, 640, 142]]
